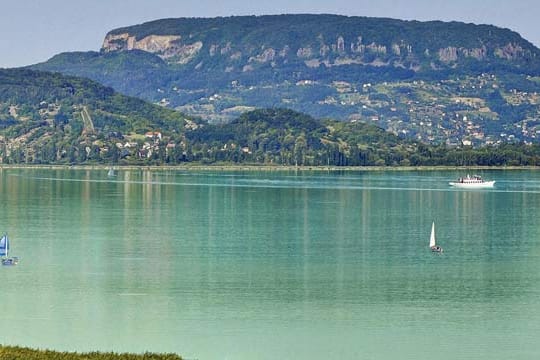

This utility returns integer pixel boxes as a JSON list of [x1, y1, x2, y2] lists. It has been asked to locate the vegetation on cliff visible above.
[[103, 14, 538, 71]]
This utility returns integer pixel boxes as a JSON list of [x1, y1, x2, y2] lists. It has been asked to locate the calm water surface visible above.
[[1, 168, 540, 360]]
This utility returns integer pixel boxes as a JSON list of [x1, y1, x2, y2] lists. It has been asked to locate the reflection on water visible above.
[[1, 169, 540, 360]]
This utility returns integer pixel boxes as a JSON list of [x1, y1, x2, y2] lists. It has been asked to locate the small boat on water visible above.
[[449, 174, 495, 188], [429, 222, 443, 253], [107, 167, 116, 177], [0, 233, 19, 266]]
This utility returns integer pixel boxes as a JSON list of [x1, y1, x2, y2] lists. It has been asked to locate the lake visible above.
[[1, 168, 540, 360]]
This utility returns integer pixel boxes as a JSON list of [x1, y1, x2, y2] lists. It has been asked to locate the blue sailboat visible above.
[[1, 233, 19, 266]]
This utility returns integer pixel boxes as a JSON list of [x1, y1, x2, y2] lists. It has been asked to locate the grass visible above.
[[0, 346, 182, 360]]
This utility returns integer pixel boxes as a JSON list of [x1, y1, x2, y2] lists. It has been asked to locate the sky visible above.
[[1, 0, 540, 68]]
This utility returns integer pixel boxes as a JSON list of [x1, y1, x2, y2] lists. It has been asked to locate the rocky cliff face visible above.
[[101, 31, 532, 71], [102, 33, 203, 64], [100, 15, 539, 72]]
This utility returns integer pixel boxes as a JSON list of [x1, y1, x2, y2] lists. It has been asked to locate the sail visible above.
[[0, 234, 8, 257], [429, 222, 436, 248]]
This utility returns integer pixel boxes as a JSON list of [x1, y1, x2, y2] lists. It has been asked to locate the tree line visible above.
[[3, 108, 540, 167]]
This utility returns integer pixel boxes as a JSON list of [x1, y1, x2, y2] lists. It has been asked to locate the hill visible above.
[[0, 69, 416, 166], [31, 14, 540, 145], [179, 108, 540, 167], [185, 108, 414, 165], [1, 69, 539, 167], [99, 14, 538, 73], [0, 68, 192, 164]]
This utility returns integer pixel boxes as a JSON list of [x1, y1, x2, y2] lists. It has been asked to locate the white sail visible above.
[[429, 222, 436, 248], [0, 234, 8, 257]]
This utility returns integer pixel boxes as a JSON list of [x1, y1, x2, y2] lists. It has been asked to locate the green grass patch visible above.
[[0, 346, 182, 360]]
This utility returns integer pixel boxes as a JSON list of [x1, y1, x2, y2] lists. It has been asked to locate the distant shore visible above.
[[1, 164, 539, 171]]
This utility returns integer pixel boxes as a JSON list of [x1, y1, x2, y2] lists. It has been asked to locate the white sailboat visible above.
[[0, 233, 19, 266], [107, 167, 116, 177], [429, 222, 443, 253]]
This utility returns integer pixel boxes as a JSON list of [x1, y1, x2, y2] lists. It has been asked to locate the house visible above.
[[145, 131, 162, 141]]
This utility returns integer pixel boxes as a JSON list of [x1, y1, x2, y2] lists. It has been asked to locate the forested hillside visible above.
[[31, 15, 540, 145], [2, 69, 540, 167], [181, 108, 540, 166], [0, 69, 191, 164]]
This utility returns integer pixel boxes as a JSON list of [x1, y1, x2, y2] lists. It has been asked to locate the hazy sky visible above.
[[1, 0, 539, 68]]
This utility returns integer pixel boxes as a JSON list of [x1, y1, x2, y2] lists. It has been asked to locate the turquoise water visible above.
[[1, 168, 540, 360]]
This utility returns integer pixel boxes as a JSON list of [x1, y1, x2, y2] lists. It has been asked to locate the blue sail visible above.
[[0, 234, 8, 257]]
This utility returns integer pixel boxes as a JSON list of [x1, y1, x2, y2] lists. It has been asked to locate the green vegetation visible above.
[[183, 108, 540, 167], [0, 69, 186, 132], [107, 15, 534, 59], [0, 346, 182, 360], [30, 14, 540, 143], [2, 68, 540, 167], [34, 51, 171, 97], [0, 68, 192, 165]]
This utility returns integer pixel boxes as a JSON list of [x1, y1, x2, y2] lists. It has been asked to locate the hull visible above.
[[2, 257, 18, 266], [449, 181, 495, 188]]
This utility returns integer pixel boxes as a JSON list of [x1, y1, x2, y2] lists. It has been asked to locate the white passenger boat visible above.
[[449, 174, 495, 188]]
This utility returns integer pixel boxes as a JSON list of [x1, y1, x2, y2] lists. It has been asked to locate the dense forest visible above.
[[179, 109, 540, 167], [0, 69, 188, 133]]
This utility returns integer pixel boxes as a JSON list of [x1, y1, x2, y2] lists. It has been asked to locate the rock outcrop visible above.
[[100, 15, 539, 73], [102, 33, 202, 64]]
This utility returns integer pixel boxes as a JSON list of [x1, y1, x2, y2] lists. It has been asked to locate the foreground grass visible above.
[[0, 346, 182, 360]]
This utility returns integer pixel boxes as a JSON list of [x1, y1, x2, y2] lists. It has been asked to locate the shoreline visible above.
[[1, 164, 540, 171]]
